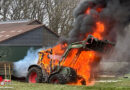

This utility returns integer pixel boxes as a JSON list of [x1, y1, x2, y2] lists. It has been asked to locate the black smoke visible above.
[[60, 0, 130, 43], [61, 0, 130, 75]]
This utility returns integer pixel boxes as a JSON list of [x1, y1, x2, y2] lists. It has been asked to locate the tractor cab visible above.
[[37, 49, 56, 74]]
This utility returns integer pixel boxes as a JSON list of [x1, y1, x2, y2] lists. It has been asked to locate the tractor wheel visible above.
[[59, 67, 77, 83], [66, 67, 77, 82], [27, 67, 43, 83], [48, 74, 67, 84]]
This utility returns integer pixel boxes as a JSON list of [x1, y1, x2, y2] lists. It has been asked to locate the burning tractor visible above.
[[26, 35, 114, 85]]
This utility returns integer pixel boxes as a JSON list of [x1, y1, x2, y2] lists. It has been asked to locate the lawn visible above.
[[0, 76, 130, 90]]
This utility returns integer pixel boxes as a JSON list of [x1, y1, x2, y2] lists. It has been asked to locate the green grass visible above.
[[1, 77, 130, 90]]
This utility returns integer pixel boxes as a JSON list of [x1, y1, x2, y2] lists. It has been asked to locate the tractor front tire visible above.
[[48, 74, 67, 84], [27, 67, 43, 83]]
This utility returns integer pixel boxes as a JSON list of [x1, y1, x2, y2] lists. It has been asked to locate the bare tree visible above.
[[45, 0, 80, 36], [0, 0, 80, 36], [0, 0, 46, 22], [9, 0, 46, 22], [0, 0, 11, 21]]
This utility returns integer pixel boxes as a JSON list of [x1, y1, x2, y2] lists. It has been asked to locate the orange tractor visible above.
[[26, 35, 114, 84]]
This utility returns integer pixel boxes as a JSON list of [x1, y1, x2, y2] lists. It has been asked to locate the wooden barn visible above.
[[0, 20, 59, 62]]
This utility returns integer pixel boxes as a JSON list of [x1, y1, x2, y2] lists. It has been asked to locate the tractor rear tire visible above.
[[27, 67, 43, 83], [48, 74, 67, 84]]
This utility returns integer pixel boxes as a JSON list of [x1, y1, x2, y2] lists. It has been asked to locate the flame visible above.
[[96, 8, 103, 13], [85, 7, 91, 15], [39, 45, 101, 85], [66, 51, 96, 85], [85, 7, 103, 15], [92, 21, 105, 40], [38, 44, 67, 73], [38, 7, 106, 86], [84, 7, 105, 40]]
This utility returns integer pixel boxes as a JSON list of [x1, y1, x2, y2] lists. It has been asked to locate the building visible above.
[[0, 20, 59, 62]]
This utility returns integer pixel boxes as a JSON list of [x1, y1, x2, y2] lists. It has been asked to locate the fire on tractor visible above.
[[26, 35, 114, 85]]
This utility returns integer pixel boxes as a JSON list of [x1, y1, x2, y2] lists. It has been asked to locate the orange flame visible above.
[[92, 21, 105, 40], [65, 50, 97, 85], [39, 7, 105, 86], [85, 7, 91, 15], [96, 8, 103, 13]]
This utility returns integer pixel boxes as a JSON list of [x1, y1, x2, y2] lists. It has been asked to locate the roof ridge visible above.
[[0, 20, 30, 25]]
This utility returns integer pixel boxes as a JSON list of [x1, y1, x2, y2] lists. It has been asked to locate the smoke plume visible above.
[[101, 25, 130, 75], [59, 0, 130, 43], [13, 48, 42, 77], [61, 0, 130, 74]]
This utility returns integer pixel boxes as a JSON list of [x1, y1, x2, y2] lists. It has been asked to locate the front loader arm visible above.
[[59, 35, 115, 65]]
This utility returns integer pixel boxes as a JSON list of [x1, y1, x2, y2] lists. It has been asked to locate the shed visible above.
[[0, 20, 59, 62]]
